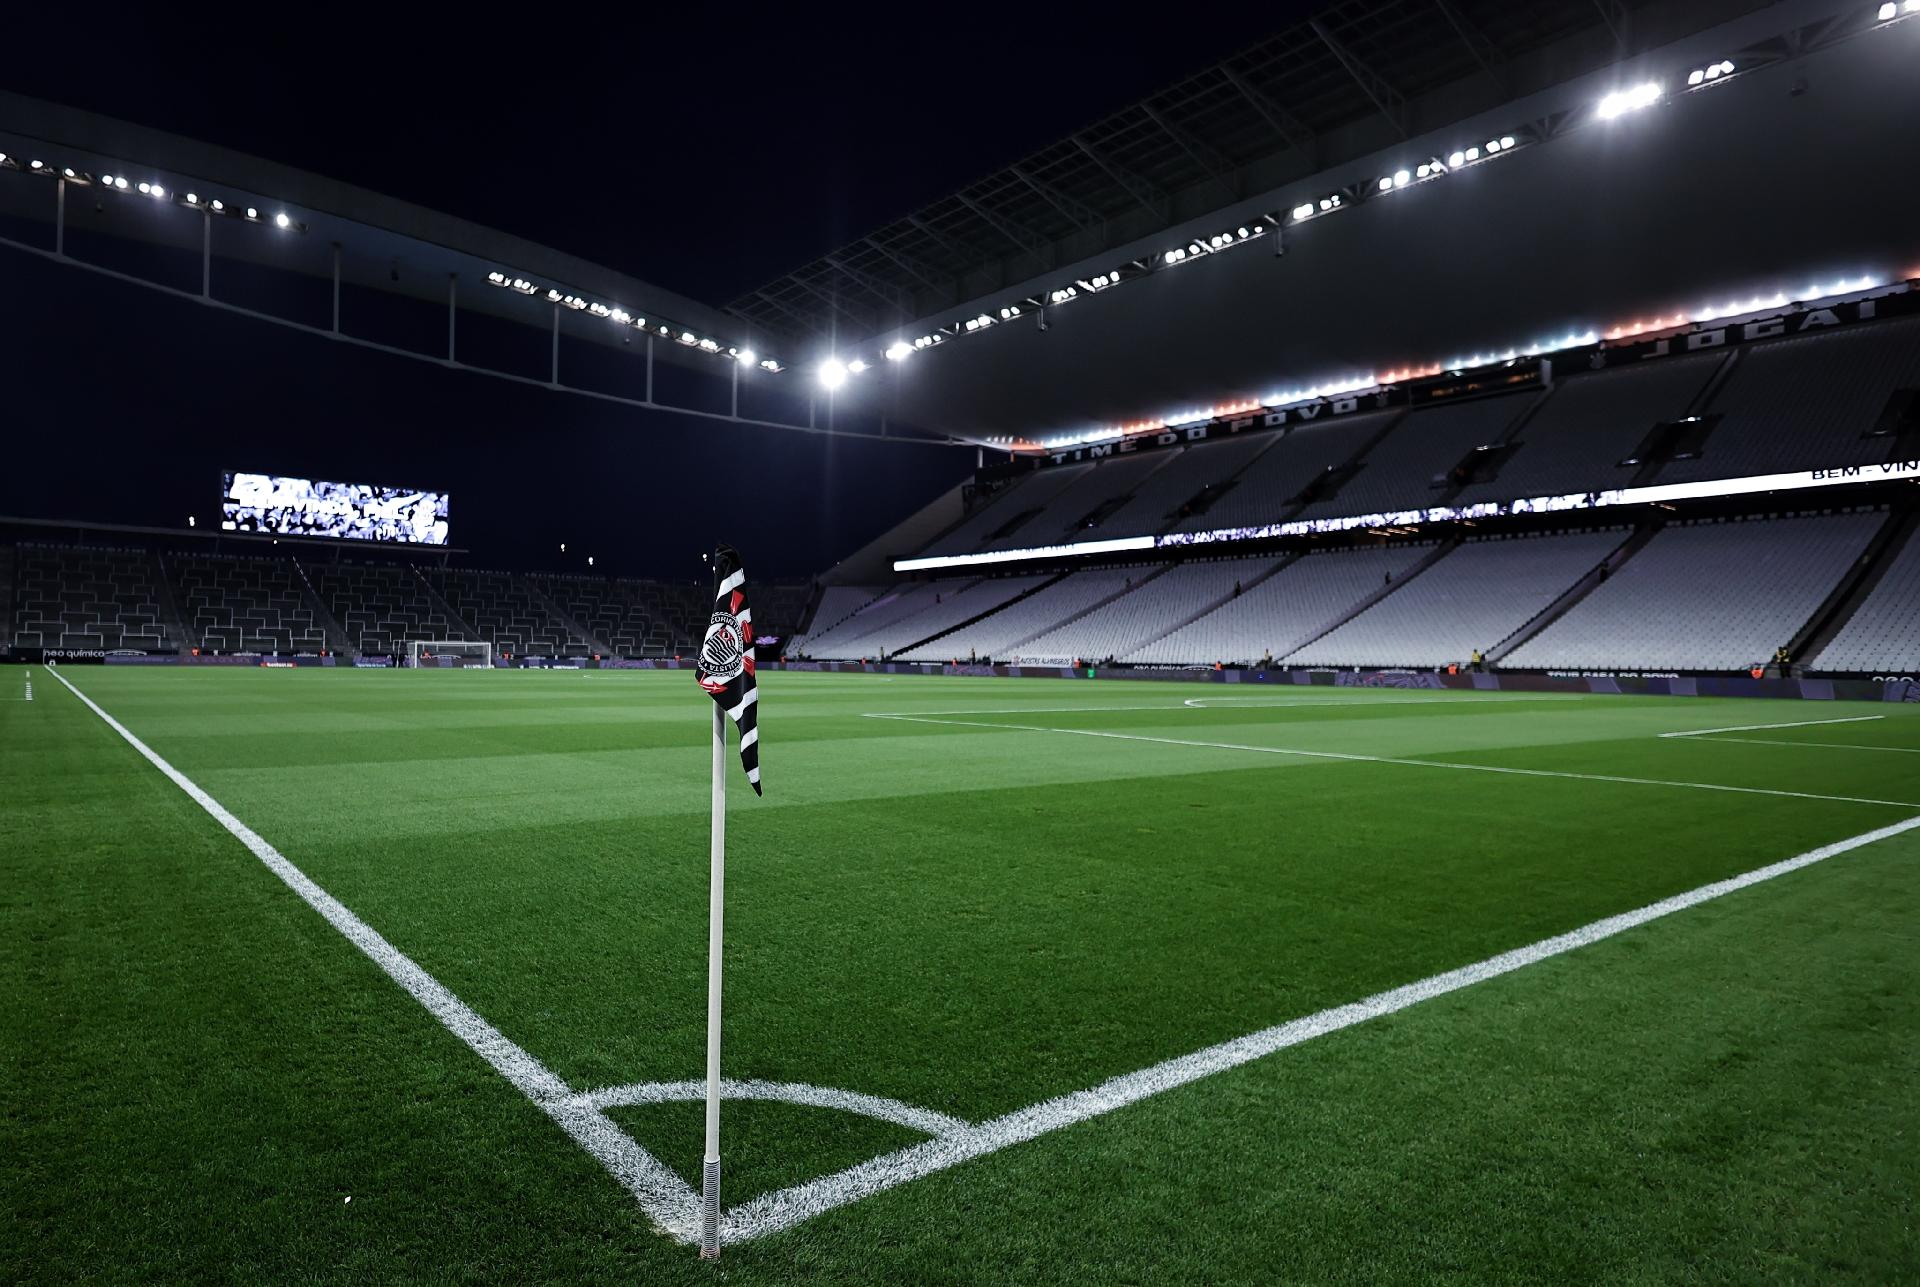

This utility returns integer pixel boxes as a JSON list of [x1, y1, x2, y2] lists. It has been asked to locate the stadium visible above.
[[4, 2, 1919, 1280]]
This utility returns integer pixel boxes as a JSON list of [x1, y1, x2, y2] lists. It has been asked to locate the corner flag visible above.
[[697, 544, 760, 794], [694, 544, 761, 1260]]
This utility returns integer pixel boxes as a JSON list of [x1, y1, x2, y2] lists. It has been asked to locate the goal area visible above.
[[407, 639, 493, 669]]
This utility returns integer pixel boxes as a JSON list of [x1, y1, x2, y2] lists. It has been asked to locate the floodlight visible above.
[[245, 206, 259, 219], [848, 358, 869, 374], [186, 192, 199, 204], [1597, 82, 1661, 119], [818, 358, 848, 390], [1393, 169, 1410, 187], [115, 177, 129, 189], [885, 341, 911, 361], [1448, 150, 1466, 167], [1377, 177, 1393, 192], [211, 199, 225, 211], [1877, 1, 1895, 17], [274, 212, 291, 228], [1292, 203, 1313, 220], [149, 185, 165, 199], [1500, 135, 1515, 148]]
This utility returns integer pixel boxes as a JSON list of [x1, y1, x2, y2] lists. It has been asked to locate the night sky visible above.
[[2, 8, 1292, 577]]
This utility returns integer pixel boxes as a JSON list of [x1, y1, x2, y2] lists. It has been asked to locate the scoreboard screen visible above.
[[221, 472, 450, 545]]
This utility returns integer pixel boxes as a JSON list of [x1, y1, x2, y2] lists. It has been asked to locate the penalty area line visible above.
[[864, 713, 1920, 810], [720, 811, 1920, 1243], [41, 666, 702, 1241], [1659, 715, 1885, 739]]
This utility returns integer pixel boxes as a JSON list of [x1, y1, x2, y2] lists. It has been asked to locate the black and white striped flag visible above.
[[697, 544, 760, 795]]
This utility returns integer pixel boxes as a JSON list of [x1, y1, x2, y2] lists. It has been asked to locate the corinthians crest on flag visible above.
[[697, 544, 761, 794]]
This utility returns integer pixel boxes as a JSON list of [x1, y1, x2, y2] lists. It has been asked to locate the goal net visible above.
[[407, 639, 494, 669]]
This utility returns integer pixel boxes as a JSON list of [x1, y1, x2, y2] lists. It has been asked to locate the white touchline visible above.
[[1659, 715, 1885, 738], [43, 667, 704, 1241], [718, 811, 1920, 1242], [865, 713, 1920, 810]]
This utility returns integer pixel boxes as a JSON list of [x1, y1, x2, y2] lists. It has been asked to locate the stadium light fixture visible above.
[[885, 341, 912, 361], [245, 206, 259, 219], [817, 358, 848, 390], [274, 212, 291, 228], [759, 359, 783, 372], [847, 358, 869, 374], [1291, 202, 1314, 220], [1596, 82, 1662, 120], [1687, 60, 1736, 85], [736, 348, 758, 366]]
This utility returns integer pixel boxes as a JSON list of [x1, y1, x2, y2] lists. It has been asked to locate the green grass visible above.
[[3, 666, 1917, 1282]]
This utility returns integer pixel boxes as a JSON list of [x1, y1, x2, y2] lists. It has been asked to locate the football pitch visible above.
[[5, 666, 1918, 1282]]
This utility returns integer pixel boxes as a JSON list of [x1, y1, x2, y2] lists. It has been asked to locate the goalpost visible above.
[[406, 639, 494, 669]]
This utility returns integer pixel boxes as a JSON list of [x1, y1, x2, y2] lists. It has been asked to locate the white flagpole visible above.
[[700, 701, 727, 1259]]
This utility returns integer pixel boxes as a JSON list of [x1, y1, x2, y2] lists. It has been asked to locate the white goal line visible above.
[[715, 810, 1920, 1242]]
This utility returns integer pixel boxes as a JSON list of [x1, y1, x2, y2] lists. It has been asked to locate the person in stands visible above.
[[1470, 647, 1484, 673]]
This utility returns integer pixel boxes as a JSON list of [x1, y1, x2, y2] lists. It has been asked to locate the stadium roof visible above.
[[726, 0, 1768, 347]]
